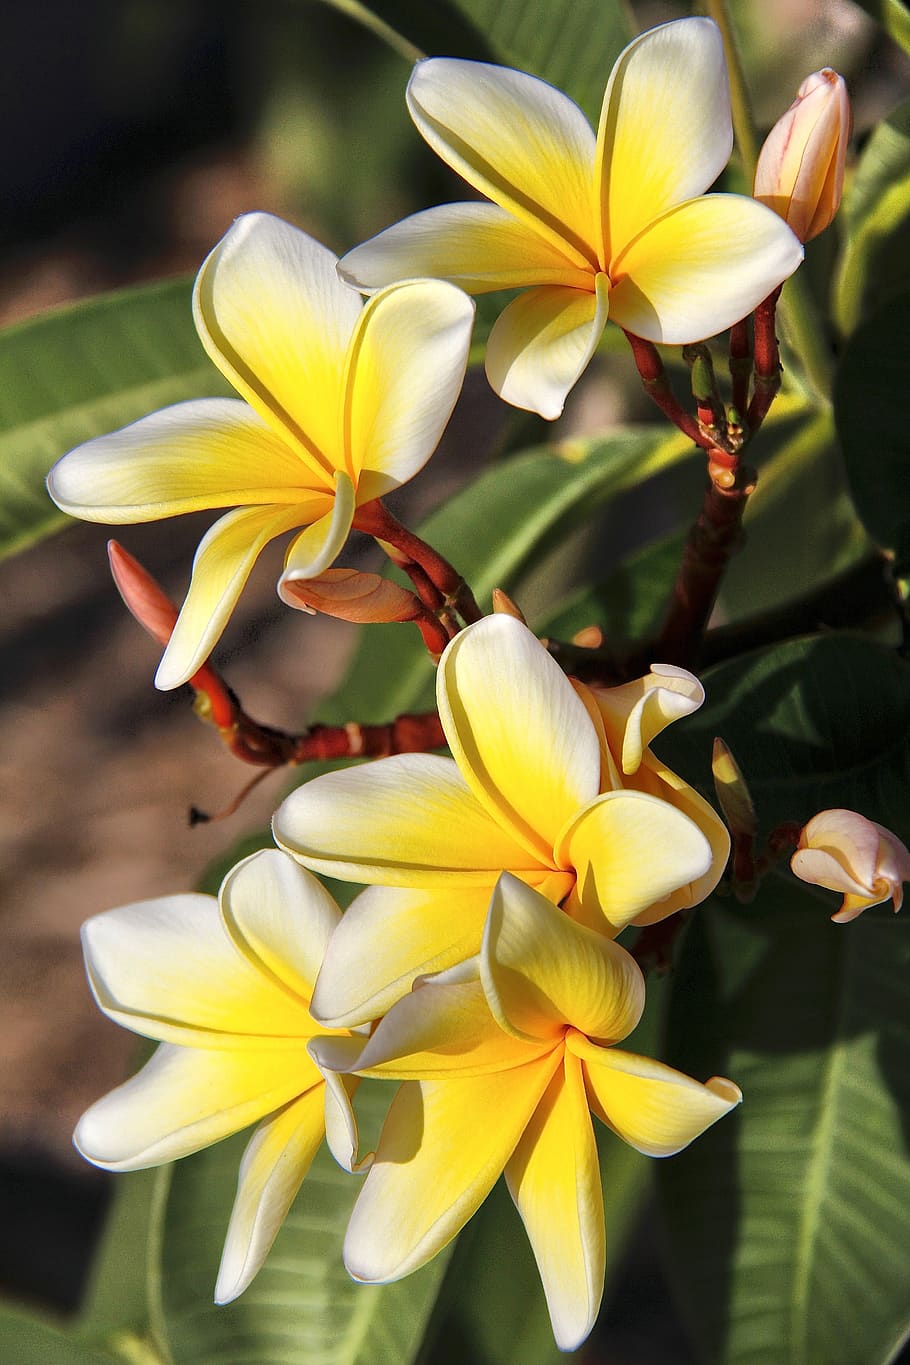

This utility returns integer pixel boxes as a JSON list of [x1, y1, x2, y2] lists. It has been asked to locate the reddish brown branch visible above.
[[728, 318, 752, 420], [747, 287, 783, 434], [654, 461, 757, 669], [354, 499, 482, 624], [624, 332, 713, 449]]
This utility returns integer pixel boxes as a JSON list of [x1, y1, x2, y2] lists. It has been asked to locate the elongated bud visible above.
[[711, 738, 757, 839], [108, 540, 178, 647], [790, 808, 910, 922], [753, 68, 850, 242], [491, 588, 527, 624]]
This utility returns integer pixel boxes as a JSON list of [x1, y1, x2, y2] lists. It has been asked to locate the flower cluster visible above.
[[57, 13, 863, 1354], [77, 616, 740, 1349]]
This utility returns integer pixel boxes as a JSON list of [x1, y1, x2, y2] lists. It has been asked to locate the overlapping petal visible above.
[[485, 275, 610, 418], [343, 1058, 560, 1282], [505, 1055, 604, 1352], [74, 1042, 317, 1171], [279, 472, 356, 585], [437, 614, 602, 859], [46, 399, 323, 521], [273, 752, 537, 886], [193, 211, 361, 477], [569, 1033, 742, 1156], [215, 1087, 327, 1303], [596, 17, 732, 260], [482, 874, 644, 1044], [608, 194, 804, 344], [310, 884, 495, 1029], [588, 665, 705, 776], [406, 58, 597, 268], [156, 502, 313, 689], [340, 203, 590, 294], [557, 789, 713, 933], [219, 849, 341, 1002], [81, 891, 311, 1046], [343, 279, 474, 499]]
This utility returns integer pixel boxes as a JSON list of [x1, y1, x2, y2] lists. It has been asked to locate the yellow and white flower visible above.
[[312, 874, 741, 1350], [273, 615, 729, 1027], [47, 213, 474, 688], [73, 849, 364, 1303], [339, 17, 803, 418]]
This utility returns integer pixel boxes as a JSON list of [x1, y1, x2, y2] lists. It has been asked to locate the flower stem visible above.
[[355, 498, 483, 624]]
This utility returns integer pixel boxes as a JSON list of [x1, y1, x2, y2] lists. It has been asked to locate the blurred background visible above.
[[1, 0, 906, 1358]]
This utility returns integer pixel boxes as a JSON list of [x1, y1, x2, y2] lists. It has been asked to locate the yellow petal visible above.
[[74, 1043, 316, 1170], [437, 615, 602, 863], [155, 501, 324, 690], [590, 664, 705, 775], [47, 398, 322, 522], [215, 1087, 326, 1303], [193, 212, 361, 481], [569, 1033, 741, 1156], [344, 1057, 561, 1281], [505, 1053, 604, 1352], [556, 790, 712, 933], [318, 979, 537, 1079], [279, 471, 355, 583], [624, 756, 730, 924], [219, 849, 341, 1003], [485, 276, 608, 419], [339, 203, 591, 295], [81, 893, 313, 1047], [596, 18, 732, 260], [273, 752, 537, 887], [482, 874, 645, 1044], [608, 194, 803, 345], [407, 58, 598, 271], [310, 883, 495, 1029], [343, 279, 474, 500]]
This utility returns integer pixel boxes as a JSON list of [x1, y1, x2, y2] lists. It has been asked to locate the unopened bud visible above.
[[491, 588, 527, 623], [711, 738, 757, 838], [107, 540, 178, 646], [790, 808, 910, 922], [279, 567, 422, 624], [754, 68, 850, 243]]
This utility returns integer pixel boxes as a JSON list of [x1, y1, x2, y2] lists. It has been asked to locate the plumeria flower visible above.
[[273, 615, 729, 1027], [339, 17, 803, 418], [790, 808, 910, 923], [312, 874, 741, 1351], [47, 212, 474, 689], [73, 849, 367, 1303]]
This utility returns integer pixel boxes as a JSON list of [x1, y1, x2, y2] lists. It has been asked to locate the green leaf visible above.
[[155, 1083, 452, 1365], [318, 0, 634, 123], [834, 291, 910, 575], [0, 278, 226, 561], [659, 884, 910, 1365], [834, 100, 910, 335], [318, 425, 693, 724], [0, 1303, 122, 1365], [76, 1169, 161, 1354], [658, 632, 910, 841]]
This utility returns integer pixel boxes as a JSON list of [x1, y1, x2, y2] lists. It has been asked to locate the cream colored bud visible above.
[[753, 68, 850, 242], [790, 808, 910, 922]]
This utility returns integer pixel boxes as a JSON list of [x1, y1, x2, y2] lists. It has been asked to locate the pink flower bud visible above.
[[790, 808, 910, 922], [753, 69, 850, 242]]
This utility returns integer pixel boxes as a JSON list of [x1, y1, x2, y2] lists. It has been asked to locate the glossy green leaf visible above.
[[834, 100, 910, 335], [0, 1304, 123, 1365], [658, 632, 910, 840], [0, 278, 226, 561], [320, 425, 693, 723], [154, 1082, 451, 1365], [317, 0, 633, 122], [75, 1168, 161, 1355], [659, 885, 910, 1365], [834, 292, 910, 575]]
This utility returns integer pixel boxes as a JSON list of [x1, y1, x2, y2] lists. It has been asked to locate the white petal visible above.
[[279, 471, 355, 584], [215, 1088, 326, 1303]]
